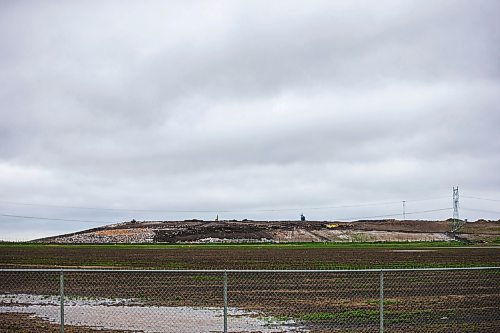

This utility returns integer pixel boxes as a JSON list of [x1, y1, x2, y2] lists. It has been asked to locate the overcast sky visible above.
[[1, 0, 499, 240]]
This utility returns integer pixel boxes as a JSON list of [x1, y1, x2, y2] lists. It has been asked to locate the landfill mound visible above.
[[33, 219, 500, 244]]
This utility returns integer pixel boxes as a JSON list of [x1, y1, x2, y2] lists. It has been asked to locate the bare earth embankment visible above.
[[31, 219, 500, 244]]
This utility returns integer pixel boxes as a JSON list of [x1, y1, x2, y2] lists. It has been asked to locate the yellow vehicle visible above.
[[325, 223, 353, 230]]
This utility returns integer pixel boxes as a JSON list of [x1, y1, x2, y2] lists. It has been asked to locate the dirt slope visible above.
[[32, 219, 500, 244]]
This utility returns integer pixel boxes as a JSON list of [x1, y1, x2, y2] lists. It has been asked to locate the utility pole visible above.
[[402, 200, 406, 221]]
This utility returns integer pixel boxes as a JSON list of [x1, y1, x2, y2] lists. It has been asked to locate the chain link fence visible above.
[[1, 267, 499, 332]]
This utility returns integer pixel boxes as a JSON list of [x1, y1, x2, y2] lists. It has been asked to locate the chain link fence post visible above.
[[60, 269, 65, 333], [1, 267, 499, 332], [379, 270, 384, 333], [223, 271, 228, 333]]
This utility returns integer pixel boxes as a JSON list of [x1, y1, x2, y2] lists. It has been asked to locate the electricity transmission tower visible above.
[[451, 186, 463, 232]]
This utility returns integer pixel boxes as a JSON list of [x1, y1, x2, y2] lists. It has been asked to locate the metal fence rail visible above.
[[0, 267, 499, 332]]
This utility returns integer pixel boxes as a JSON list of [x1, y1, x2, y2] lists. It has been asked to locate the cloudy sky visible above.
[[1, 0, 499, 240]]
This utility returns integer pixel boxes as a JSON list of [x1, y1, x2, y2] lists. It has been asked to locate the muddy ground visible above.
[[0, 313, 128, 333], [1, 245, 499, 269]]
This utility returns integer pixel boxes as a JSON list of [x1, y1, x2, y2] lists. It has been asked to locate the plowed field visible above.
[[1, 244, 499, 269]]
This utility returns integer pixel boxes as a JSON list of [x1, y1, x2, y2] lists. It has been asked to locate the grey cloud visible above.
[[1, 0, 499, 240]]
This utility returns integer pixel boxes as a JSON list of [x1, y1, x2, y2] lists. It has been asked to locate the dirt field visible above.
[[1, 243, 499, 269]]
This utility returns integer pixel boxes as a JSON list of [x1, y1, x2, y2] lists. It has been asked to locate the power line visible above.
[[259, 200, 402, 212], [0, 199, 402, 213], [0, 201, 169, 213], [405, 207, 453, 215], [334, 207, 453, 221], [461, 207, 500, 215], [462, 195, 500, 202], [0, 196, 449, 214], [0, 213, 115, 224], [0, 207, 454, 224]]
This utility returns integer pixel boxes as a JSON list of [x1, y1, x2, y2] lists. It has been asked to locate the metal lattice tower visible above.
[[451, 186, 463, 232], [453, 187, 459, 220]]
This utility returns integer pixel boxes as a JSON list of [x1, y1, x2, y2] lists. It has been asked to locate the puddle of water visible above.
[[0, 294, 305, 333]]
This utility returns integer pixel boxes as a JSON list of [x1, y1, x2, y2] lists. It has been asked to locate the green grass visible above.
[[0, 240, 483, 250], [299, 309, 379, 321], [79, 261, 126, 267], [385, 309, 439, 324], [298, 309, 448, 324], [161, 262, 188, 269]]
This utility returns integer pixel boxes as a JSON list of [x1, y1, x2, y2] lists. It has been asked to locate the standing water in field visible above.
[[0, 293, 305, 333]]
